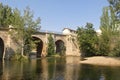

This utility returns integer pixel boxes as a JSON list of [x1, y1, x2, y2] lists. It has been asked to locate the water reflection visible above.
[[65, 57, 80, 80], [0, 57, 120, 80], [1, 61, 24, 80], [0, 61, 3, 79], [36, 58, 48, 80], [47, 57, 66, 80]]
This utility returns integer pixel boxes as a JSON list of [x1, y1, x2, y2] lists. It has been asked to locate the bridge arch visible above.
[[55, 40, 66, 55], [32, 36, 43, 58], [0, 38, 4, 60]]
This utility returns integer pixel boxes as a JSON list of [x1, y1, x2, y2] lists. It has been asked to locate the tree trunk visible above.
[[21, 39, 24, 56]]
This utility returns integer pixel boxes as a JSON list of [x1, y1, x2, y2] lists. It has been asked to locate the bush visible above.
[[10, 53, 28, 61], [47, 34, 55, 56]]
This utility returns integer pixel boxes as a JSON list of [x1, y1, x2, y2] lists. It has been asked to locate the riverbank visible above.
[[80, 56, 120, 66]]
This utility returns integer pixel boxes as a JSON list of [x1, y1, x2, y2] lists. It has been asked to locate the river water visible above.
[[0, 56, 120, 80]]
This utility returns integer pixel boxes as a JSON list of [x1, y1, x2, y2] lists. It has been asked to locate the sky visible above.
[[0, 0, 109, 32]]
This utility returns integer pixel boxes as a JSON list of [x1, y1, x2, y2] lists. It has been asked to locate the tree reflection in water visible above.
[[0, 61, 3, 77], [0, 57, 120, 80]]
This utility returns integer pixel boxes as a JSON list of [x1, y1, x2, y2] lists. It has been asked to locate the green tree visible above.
[[99, 7, 111, 56], [0, 3, 41, 59], [0, 3, 13, 27], [9, 8, 25, 56], [99, 5, 120, 56], [22, 7, 40, 56], [77, 23, 98, 57], [47, 34, 55, 56], [108, 0, 120, 19], [9, 7, 40, 56], [107, 0, 120, 56]]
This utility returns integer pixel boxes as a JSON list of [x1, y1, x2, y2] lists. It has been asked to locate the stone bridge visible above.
[[0, 28, 80, 60]]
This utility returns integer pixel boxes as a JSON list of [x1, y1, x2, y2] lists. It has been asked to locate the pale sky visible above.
[[0, 0, 109, 32]]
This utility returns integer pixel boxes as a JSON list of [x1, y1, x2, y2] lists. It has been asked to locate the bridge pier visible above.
[[65, 35, 80, 56]]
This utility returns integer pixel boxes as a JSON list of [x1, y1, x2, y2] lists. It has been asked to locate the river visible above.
[[0, 56, 120, 80]]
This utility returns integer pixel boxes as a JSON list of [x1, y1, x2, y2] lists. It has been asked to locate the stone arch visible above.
[[55, 40, 66, 55], [32, 36, 43, 58], [0, 38, 4, 60]]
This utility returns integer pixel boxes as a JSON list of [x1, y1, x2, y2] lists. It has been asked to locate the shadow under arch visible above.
[[32, 37, 43, 58], [55, 40, 66, 55], [0, 38, 4, 60]]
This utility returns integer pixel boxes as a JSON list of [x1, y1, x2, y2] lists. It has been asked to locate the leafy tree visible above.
[[22, 7, 40, 56], [99, 7, 111, 56], [77, 23, 98, 57], [108, 0, 120, 19], [0, 3, 13, 27], [99, 2, 120, 56], [0, 3, 41, 57], [9, 8, 25, 56], [107, 0, 120, 56], [10, 8, 24, 39], [47, 34, 55, 56]]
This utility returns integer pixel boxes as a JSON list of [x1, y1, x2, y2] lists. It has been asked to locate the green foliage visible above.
[[12, 7, 40, 56], [110, 41, 120, 57], [9, 8, 24, 40], [59, 44, 66, 56], [10, 53, 21, 60], [77, 23, 98, 57], [10, 53, 28, 61], [99, 7, 111, 56], [108, 0, 120, 19], [0, 3, 41, 56], [99, 1, 120, 57], [47, 34, 55, 56], [0, 3, 13, 27], [22, 7, 41, 55]]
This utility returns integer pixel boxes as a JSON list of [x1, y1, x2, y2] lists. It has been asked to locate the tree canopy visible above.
[[0, 3, 13, 27], [98, 0, 120, 56], [77, 23, 98, 57]]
